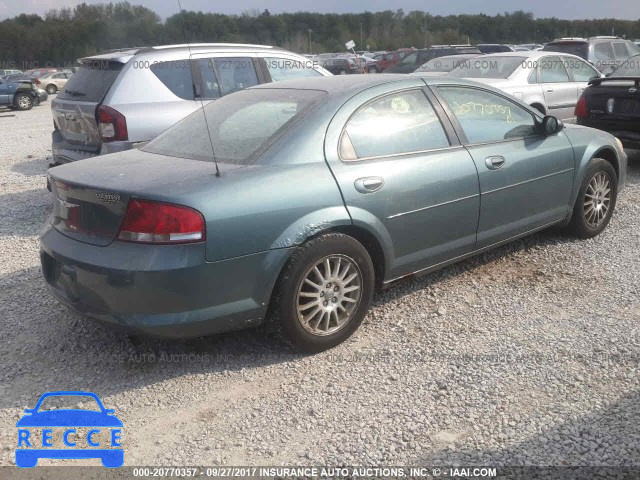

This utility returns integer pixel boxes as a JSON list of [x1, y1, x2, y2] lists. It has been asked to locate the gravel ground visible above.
[[0, 103, 639, 469]]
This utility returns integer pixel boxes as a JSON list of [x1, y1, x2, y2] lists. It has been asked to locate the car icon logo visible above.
[[15, 391, 123, 468]]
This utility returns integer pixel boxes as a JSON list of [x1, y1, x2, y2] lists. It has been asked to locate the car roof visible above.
[[80, 43, 285, 63], [476, 51, 584, 60]]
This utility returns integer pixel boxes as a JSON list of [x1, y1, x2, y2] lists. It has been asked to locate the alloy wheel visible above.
[[584, 172, 612, 228], [295, 254, 363, 336]]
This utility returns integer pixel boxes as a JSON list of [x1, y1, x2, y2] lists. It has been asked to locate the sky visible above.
[[0, 0, 637, 20]]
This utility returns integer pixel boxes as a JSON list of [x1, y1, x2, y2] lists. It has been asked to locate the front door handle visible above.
[[485, 155, 505, 170], [546, 88, 554, 93], [354, 176, 384, 193]]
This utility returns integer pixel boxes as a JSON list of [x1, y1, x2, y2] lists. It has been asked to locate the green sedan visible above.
[[40, 75, 627, 352]]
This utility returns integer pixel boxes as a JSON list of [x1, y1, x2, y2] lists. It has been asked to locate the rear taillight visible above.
[[96, 105, 128, 142], [118, 200, 205, 244], [575, 95, 588, 119], [34, 78, 40, 85]]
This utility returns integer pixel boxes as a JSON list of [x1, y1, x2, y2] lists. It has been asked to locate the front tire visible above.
[[46, 84, 57, 94], [271, 233, 375, 353], [566, 158, 617, 238]]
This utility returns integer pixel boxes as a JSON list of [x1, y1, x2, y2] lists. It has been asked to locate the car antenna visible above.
[[177, 0, 221, 178]]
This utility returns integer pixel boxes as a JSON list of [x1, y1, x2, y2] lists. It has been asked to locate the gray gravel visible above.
[[1, 104, 639, 467]]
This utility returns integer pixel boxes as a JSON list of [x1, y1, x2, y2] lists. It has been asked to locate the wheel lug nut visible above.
[[326, 283, 331, 288], [320, 292, 324, 297], [332, 297, 337, 302], [334, 286, 339, 292], [323, 301, 328, 306]]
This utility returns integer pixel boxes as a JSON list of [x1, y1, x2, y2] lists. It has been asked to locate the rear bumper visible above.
[[51, 130, 136, 165], [39, 225, 292, 338], [576, 121, 640, 150]]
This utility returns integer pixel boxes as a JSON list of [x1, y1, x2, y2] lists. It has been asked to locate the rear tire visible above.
[[46, 84, 57, 94], [14, 93, 33, 111], [566, 158, 617, 238], [270, 233, 374, 353]]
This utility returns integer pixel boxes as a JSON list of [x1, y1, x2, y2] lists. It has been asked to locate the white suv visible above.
[[51, 44, 330, 165]]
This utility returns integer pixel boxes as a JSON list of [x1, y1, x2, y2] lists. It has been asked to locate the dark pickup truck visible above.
[[576, 55, 640, 149]]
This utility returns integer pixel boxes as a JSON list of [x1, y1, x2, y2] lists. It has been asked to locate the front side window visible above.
[[264, 57, 322, 82], [436, 86, 538, 144], [538, 56, 570, 83], [562, 57, 600, 82], [340, 89, 449, 160], [612, 42, 630, 59]]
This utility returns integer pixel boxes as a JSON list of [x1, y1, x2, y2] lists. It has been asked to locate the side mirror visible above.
[[605, 72, 612, 77], [542, 115, 563, 135], [104, 409, 116, 415], [24, 408, 35, 414]]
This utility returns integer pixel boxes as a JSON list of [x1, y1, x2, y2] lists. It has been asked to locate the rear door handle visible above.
[[354, 176, 384, 193], [485, 156, 505, 170], [546, 88, 554, 93]]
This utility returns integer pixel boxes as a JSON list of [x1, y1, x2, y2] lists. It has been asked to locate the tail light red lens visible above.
[[96, 105, 128, 142], [575, 95, 588, 118], [34, 78, 41, 85], [118, 200, 205, 244]]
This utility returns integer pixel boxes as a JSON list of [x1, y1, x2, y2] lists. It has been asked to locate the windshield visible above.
[[57, 61, 123, 102], [449, 56, 525, 79], [543, 42, 589, 60], [612, 55, 640, 76], [144, 88, 326, 165]]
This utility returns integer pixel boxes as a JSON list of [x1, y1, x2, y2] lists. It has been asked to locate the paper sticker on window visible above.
[[391, 97, 411, 113]]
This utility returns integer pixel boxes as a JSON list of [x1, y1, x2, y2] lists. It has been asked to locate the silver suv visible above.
[[543, 36, 640, 75], [51, 44, 330, 165]]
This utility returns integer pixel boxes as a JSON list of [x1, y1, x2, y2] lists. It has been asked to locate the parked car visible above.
[[411, 53, 484, 76], [37, 71, 72, 94], [51, 43, 331, 165], [384, 46, 482, 73], [1, 74, 48, 105], [41, 75, 626, 352], [543, 36, 640, 75], [0, 68, 22, 75], [575, 54, 640, 149], [446, 51, 603, 120], [375, 48, 416, 71], [322, 57, 362, 75], [0, 76, 39, 110], [477, 44, 515, 54]]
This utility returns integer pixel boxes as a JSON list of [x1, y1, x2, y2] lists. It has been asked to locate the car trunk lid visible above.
[[47, 150, 235, 247], [585, 78, 640, 123]]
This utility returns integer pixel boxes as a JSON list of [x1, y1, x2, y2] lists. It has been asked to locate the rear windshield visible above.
[[612, 55, 640, 77], [449, 56, 525, 79], [417, 55, 478, 72], [57, 60, 123, 102], [143, 88, 326, 165], [543, 42, 589, 59]]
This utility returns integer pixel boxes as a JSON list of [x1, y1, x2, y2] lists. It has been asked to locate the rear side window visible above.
[[612, 42, 629, 59], [340, 89, 449, 160], [208, 57, 258, 96], [150, 60, 194, 100], [539, 56, 570, 83], [264, 57, 322, 82], [57, 61, 123, 102], [144, 88, 326, 165], [595, 43, 615, 61], [436, 86, 538, 144]]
